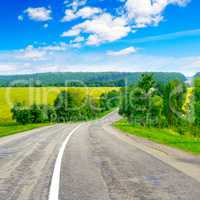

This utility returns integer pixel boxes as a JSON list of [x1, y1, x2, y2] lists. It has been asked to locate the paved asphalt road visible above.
[[0, 112, 200, 200]]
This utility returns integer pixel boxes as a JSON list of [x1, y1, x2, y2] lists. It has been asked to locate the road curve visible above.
[[0, 112, 200, 200], [0, 124, 78, 200]]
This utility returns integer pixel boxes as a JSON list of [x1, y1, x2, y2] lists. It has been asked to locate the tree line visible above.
[[119, 74, 200, 136], [10, 73, 200, 137], [11, 90, 119, 124], [0, 72, 186, 87]]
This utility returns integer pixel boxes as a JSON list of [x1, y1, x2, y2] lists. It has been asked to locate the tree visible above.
[[138, 73, 156, 92], [128, 87, 147, 125], [30, 104, 44, 123], [81, 96, 99, 120], [100, 90, 119, 111], [17, 109, 32, 124], [11, 102, 23, 121], [54, 91, 80, 122], [119, 74, 164, 127], [11, 103, 32, 125], [163, 79, 187, 127], [46, 105, 57, 122], [149, 95, 165, 127], [194, 77, 200, 126], [119, 87, 131, 118]]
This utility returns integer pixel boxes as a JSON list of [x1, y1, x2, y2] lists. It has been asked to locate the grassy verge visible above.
[[114, 119, 200, 155], [0, 122, 50, 138], [0, 109, 115, 138]]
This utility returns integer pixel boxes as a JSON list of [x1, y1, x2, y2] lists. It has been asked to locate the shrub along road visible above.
[[0, 112, 200, 200]]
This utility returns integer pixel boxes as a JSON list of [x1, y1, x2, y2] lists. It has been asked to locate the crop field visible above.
[[0, 87, 119, 122], [183, 87, 193, 111]]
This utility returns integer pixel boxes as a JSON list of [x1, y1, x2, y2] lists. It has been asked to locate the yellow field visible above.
[[183, 87, 193, 111], [0, 87, 119, 122]]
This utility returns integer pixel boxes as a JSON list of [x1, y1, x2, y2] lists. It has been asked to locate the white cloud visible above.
[[170, 0, 190, 6], [62, 13, 131, 45], [15, 43, 69, 61], [87, 35, 102, 45], [71, 36, 85, 43], [62, 9, 76, 21], [62, 7, 102, 22], [42, 44, 68, 51], [0, 46, 199, 76], [61, 0, 190, 46], [70, 43, 82, 48], [125, 0, 190, 27], [17, 45, 47, 61], [18, 15, 24, 21], [77, 7, 102, 18], [65, 0, 88, 11], [107, 46, 137, 56], [61, 28, 81, 37], [0, 64, 17, 74], [24, 7, 52, 21]]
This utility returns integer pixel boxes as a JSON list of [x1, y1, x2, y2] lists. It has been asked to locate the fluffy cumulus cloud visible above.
[[62, 13, 131, 45], [17, 0, 191, 47], [61, 0, 190, 45], [125, 0, 190, 27], [0, 0, 193, 75], [64, 0, 88, 11], [62, 6, 102, 22], [107, 46, 137, 56], [24, 7, 52, 21]]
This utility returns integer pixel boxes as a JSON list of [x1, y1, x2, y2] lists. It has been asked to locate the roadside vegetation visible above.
[[114, 119, 200, 154], [0, 87, 118, 121], [115, 74, 200, 154], [0, 122, 49, 138], [1, 72, 200, 150], [0, 88, 119, 137], [11, 89, 119, 124]]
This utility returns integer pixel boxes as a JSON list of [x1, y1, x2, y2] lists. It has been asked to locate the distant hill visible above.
[[194, 72, 200, 78], [0, 72, 186, 87]]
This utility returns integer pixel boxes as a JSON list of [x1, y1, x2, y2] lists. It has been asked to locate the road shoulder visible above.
[[104, 124, 200, 183]]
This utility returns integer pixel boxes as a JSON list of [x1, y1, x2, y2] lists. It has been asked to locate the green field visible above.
[[114, 119, 200, 155], [0, 87, 119, 122]]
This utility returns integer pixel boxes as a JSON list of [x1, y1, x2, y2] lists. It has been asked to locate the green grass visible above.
[[0, 122, 50, 138], [114, 119, 200, 155]]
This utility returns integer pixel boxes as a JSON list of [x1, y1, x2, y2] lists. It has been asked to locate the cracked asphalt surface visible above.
[[0, 112, 200, 200]]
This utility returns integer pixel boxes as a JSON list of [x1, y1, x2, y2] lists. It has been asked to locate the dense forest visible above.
[[0, 72, 186, 87]]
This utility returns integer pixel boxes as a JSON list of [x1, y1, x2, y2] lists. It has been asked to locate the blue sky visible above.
[[0, 0, 200, 76]]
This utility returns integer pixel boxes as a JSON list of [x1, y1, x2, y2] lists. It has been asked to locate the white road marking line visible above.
[[48, 124, 82, 200]]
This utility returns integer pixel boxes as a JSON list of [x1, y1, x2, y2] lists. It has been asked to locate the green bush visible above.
[[119, 74, 164, 127], [100, 90, 119, 111], [194, 78, 200, 126]]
